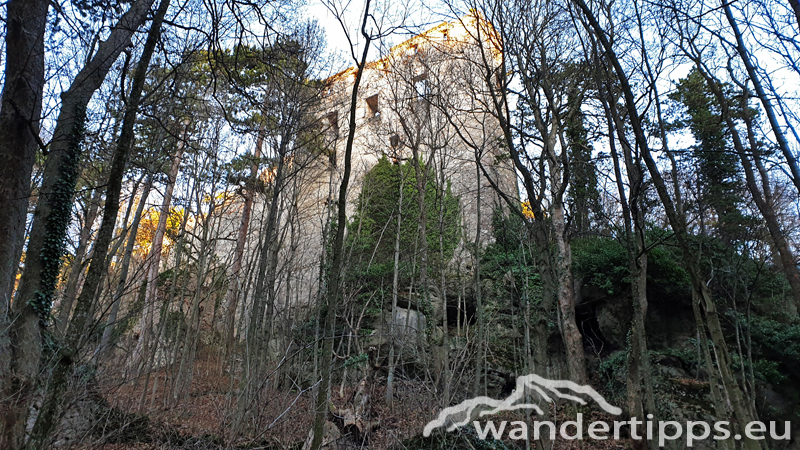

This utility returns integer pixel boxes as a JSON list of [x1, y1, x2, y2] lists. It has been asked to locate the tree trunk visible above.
[[56, 187, 102, 336], [136, 126, 186, 369], [411, 144, 431, 326], [224, 127, 264, 356], [161, 189, 193, 406], [174, 199, 216, 404], [25, 2, 169, 445], [551, 202, 586, 383], [98, 172, 154, 355], [309, 13, 371, 448], [386, 158, 405, 405], [437, 154, 451, 405], [0, 1, 49, 446], [597, 75, 655, 422], [5, 1, 156, 446], [543, 115, 585, 383], [530, 223, 555, 376], [235, 145, 286, 430], [472, 160, 485, 396], [790, 0, 800, 31], [0, 0, 48, 312]]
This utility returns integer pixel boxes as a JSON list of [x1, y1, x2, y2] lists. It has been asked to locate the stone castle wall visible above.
[[213, 16, 518, 333]]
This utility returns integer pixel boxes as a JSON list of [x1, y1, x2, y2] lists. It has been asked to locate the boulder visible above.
[[302, 420, 341, 450], [392, 307, 426, 336]]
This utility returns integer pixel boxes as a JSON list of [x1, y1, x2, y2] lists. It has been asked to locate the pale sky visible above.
[[304, 0, 448, 74]]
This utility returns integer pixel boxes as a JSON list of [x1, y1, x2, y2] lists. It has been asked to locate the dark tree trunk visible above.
[[788, 0, 800, 38], [0, 0, 48, 310], [223, 127, 263, 357], [572, 0, 763, 447], [98, 173, 153, 356], [0, 2, 49, 444], [7, 0, 158, 447], [599, 79, 655, 423], [309, 12, 372, 449], [56, 187, 102, 336]]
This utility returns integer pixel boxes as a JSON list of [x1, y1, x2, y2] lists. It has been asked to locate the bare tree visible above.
[[309, 2, 376, 447], [572, 0, 764, 446], [25, 2, 172, 445], [4, 1, 157, 446], [0, 2, 49, 443]]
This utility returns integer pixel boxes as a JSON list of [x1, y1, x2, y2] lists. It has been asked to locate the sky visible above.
[[303, 0, 449, 74]]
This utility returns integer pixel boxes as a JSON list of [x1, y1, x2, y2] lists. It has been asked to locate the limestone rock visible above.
[[302, 420, 341, 450]]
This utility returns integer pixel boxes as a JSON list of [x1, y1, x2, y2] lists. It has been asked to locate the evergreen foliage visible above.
[[346, 157, 460, 289], [670, 68, 747, 242], [566, 92, 600, 234]]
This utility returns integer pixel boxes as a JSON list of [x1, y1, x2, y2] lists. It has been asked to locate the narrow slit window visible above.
[[327, 111, 339, 135], [366, 94, 379, 117], [413, 72, 430, 98]]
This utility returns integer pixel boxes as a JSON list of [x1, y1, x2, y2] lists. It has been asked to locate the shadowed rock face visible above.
[[580, 282, 694, 353]]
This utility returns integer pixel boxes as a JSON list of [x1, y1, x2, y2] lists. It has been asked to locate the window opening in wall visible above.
[[413, 72, 430, 99], [366, 94, 379, 117], [390, 134, 401, 164], [327, 111, 339, 136], [327, 146, 337, 168]]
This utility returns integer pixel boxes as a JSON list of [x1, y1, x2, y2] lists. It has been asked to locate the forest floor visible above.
[[71, 348, 442, 449], [61, 345, 650, 449]]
